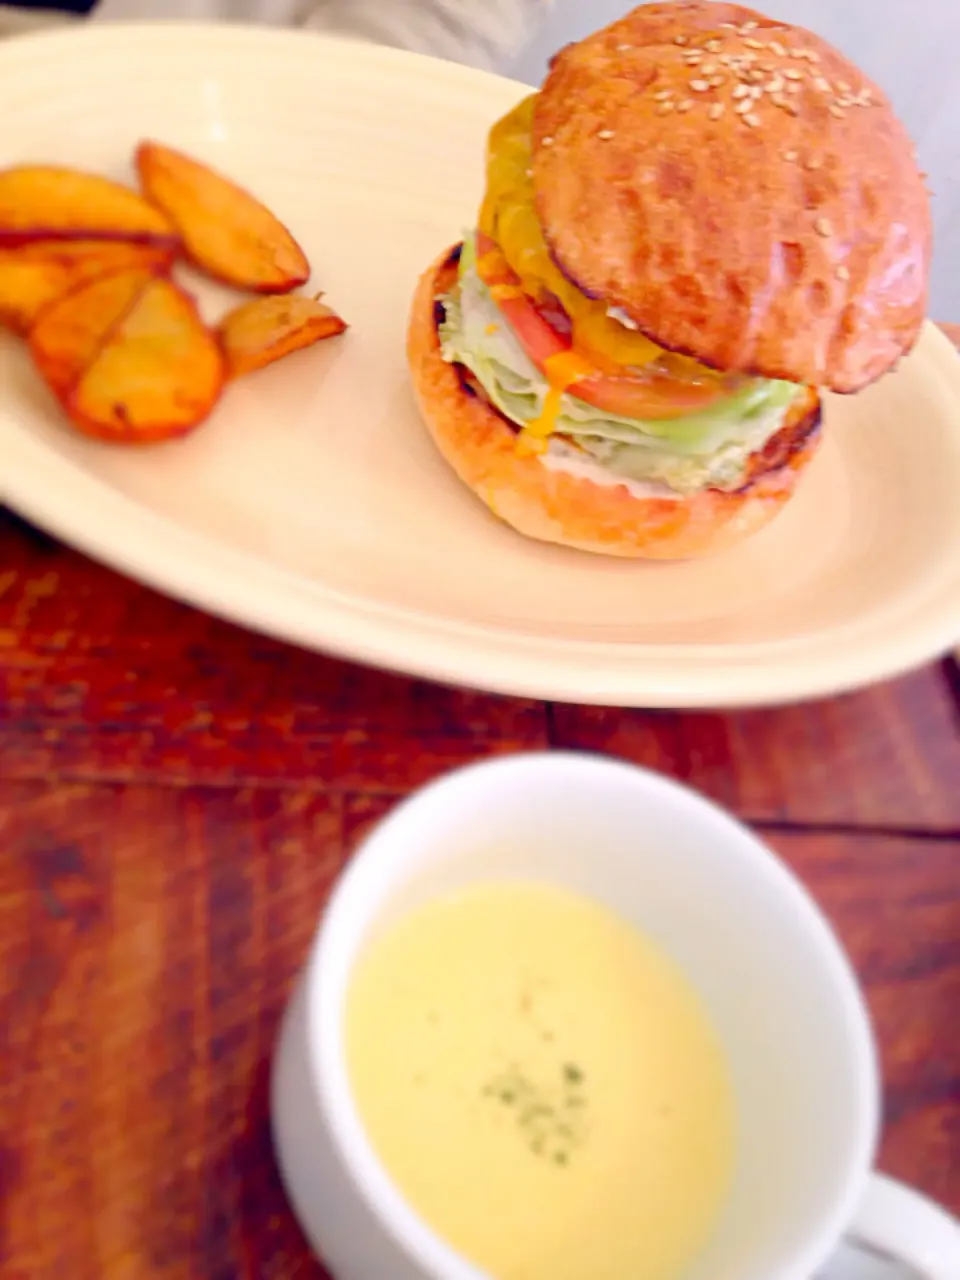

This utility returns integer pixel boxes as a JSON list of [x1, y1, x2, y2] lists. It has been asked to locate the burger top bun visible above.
[[532, 1, 932, 393]]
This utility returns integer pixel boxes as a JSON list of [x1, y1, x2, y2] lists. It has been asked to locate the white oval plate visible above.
[[2, 23, 960, 709]]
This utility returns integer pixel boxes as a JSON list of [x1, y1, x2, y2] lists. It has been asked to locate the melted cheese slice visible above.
[[481, 96, 663, 371]]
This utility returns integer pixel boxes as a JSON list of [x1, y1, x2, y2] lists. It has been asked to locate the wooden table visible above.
[[3, 335, 960, 1276]]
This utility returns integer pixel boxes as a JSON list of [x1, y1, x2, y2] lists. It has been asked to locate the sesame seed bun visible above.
[[532, 1, 932, 393], [408, 247, 823, 560]]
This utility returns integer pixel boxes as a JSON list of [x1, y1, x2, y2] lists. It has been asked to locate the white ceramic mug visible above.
[[270, 753, 960, 1280]]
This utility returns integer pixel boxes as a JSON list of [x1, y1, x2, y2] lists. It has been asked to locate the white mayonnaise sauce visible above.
[[539, 439, 684, 501]]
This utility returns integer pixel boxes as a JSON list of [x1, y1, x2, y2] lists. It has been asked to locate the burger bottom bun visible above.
[[407, 246, 823, 561]]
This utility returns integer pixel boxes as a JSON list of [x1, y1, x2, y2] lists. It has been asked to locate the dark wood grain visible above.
[[3, 506, 956, 826], [550, 669, 960, 832], [0, 781, 957, 1280], [764, 829, 960, 1213], [0, 780, 335, 1280], [0, 510, 549, 790]]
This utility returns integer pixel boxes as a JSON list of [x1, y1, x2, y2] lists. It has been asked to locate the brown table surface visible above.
[[2, 329, 960, 1279]]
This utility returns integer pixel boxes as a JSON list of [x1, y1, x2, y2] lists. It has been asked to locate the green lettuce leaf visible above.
[[438, 233, 803, 495]]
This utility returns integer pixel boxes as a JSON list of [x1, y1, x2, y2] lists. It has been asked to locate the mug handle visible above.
[[849, 1173, 960, 1278]]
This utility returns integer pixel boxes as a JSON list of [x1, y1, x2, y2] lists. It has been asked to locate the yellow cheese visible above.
[[520, 351, 596, 448], [481, 97, 662, 370]]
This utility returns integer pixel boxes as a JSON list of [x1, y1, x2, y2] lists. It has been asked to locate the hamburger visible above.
[[407, 1, 932, 559]]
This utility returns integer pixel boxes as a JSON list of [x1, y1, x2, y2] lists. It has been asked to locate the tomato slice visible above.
[[475, 234, 733, 421]]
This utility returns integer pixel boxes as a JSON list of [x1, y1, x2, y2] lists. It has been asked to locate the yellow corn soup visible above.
[[345, 880, 736, 1280]]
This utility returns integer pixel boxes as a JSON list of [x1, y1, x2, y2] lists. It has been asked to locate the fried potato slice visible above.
[[218, 293, 347, 377], [0, 165, 179, 248], [135, 141, 310, 293], [65, 277, 226, 442], [28, 266, 160, 397], [0, 239, 174, 334]]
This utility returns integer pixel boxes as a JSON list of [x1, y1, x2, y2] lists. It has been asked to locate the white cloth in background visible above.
[[508, 0, 960, 323], [91, 0, 541, 72], [0, 5, 82, 35]]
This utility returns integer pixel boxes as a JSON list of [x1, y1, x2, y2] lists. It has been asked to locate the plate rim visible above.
[[2, 23, 959, 709]]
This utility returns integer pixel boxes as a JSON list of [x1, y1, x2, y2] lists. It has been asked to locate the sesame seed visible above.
[[684, 55, 702, 66], [740, 20, 758, 32], [829, 103, 847, 119], [815, 217, 833, 237], [751, 85, 764, 99], [766, 77, 784, 93], [837, 95, 855, 108], [709, 75, 725, 87], [814, 76, 832, 92], [657, 100, 675, 114], [733, 84, 752, 99], [784, 68, 804, 80], [702, 61, 717, 74], [718, 53, 732, 65], [616, 42, 632, 51], [677, 99, 694, 112], [542, 135, 554, 146], [735, 97, 754, 114], [705, 38, 723, 52], [675, 34, 688, 45], [787, 81, 802, 94], [597, 129, 615, 139], [806, 155, 822, 170], [783, 149, 799, 161], [743, 112, 761, 127], [758, 61, 776, 73], [689, 79, 711, 92], [770, 39, 786, 56], [654, 89, 674, 100], [743, 37, 764, 49], [804, 50, 821, 63], [709, 102, 726, 120], [836, 79, 851, 92], [836, 265, 850, 281]]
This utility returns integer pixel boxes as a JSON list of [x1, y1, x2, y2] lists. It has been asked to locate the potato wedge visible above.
[[135, 141, 309, 293], [29, 266, 160, 397], [65, 277, 225, 442], [0, 240, 174, 334], [0, 166, 179, 248], [219, 294, 347, 378]]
